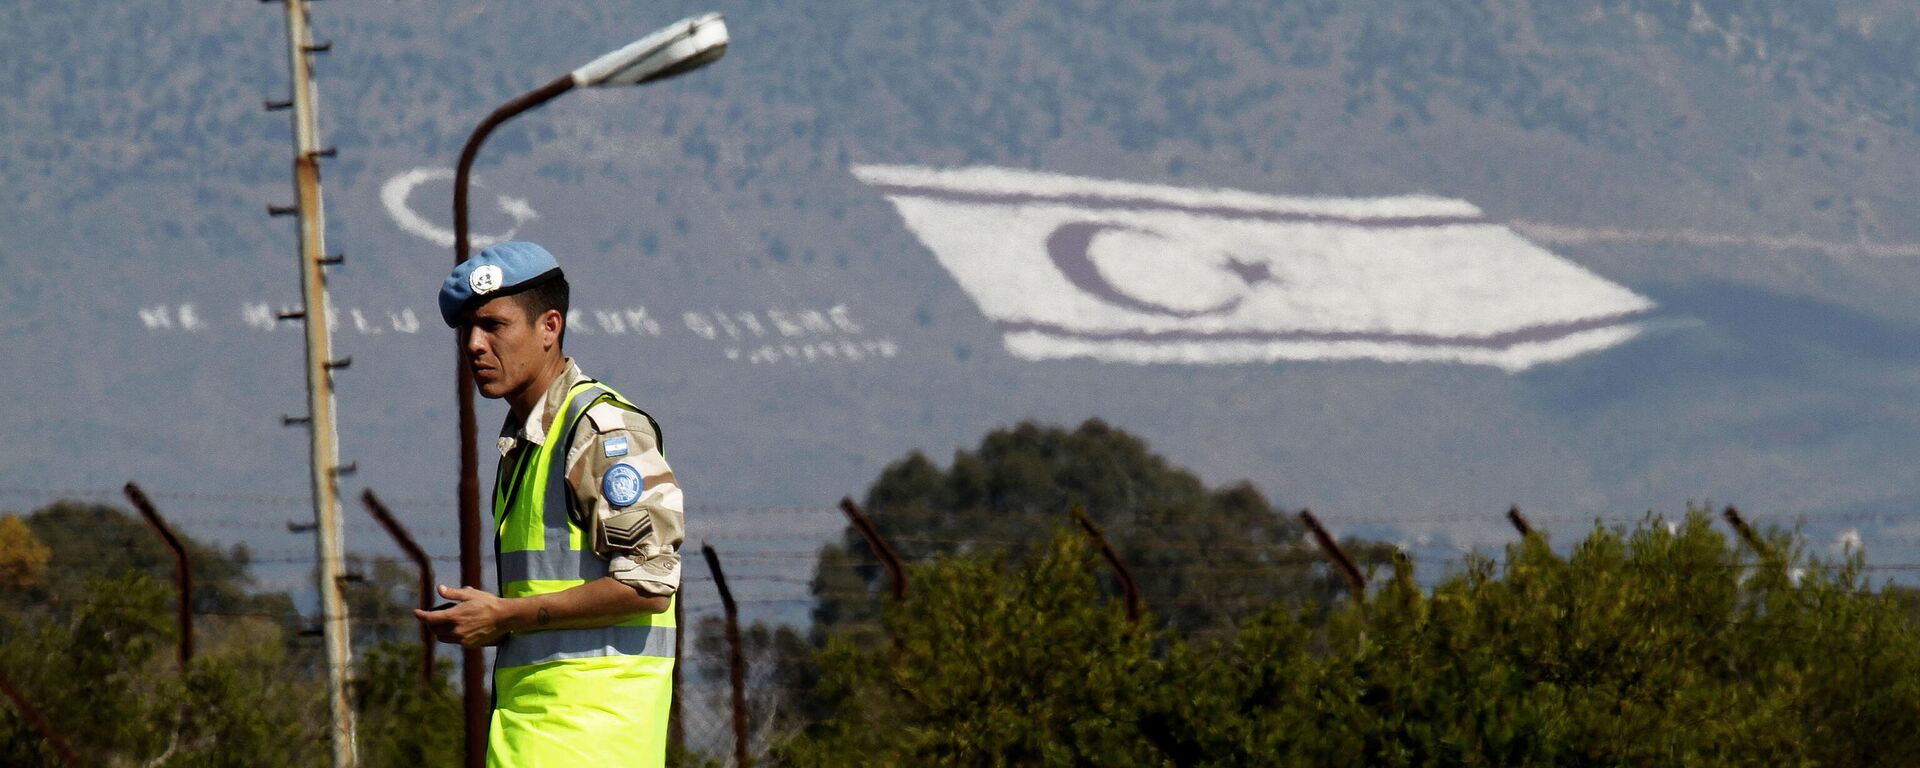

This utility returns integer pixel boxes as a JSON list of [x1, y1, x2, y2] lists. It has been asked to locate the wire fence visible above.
[[4, 483, 1918, 765]]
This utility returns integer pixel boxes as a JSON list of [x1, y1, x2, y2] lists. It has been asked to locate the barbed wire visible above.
[[45, 532, 1917, 569], [27, 565, 1920, 631], [5, 485, 1913, 529], [70, 552, 1916, 580], [38, 544, 1920, 577], [13, 567, 1916, 659], [0, 485, 841, 515]]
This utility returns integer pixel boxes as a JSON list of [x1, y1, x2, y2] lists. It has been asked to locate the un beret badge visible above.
[[470, 264, 503, 294]]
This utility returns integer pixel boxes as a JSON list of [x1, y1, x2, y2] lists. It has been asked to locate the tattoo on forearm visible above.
[[536, 606, 552, 627]]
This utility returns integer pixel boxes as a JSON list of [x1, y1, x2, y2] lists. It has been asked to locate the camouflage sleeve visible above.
[[567, 400, 683, 596]]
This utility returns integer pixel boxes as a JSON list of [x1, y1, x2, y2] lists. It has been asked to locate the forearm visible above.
[[501, 576, 670, 632]]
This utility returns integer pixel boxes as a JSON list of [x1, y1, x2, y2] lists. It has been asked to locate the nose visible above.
[[463, 327, 485, 357]]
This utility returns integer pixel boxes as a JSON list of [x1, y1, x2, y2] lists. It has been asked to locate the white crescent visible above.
[[380, 167, 537, 249]]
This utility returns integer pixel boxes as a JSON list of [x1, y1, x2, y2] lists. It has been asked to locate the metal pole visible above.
[[669, 595, 683, 754], [276, 1, 356, 763], [451, 73, 574, 768], [123, 482, 192, 669], [1507, 505, 1534, 537], [1069, 504, 1142, 622], [1299, 510, 1366, 603], [838, 497, 906, 601], [700, 544, 748, 768], [1722, 506, 1772, 559], [361, 490, 436, 689], [0, 671, 81, 768]]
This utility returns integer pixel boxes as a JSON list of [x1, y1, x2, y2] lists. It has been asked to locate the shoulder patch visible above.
[[603, 464, 644, 508], [603, 435, 630, 458]]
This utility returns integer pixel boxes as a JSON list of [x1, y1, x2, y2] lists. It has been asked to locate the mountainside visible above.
[[4, 0, 1920, 607]]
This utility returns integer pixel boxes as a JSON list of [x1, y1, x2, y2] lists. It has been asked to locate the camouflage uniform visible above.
[[495, 358, 681, 596]]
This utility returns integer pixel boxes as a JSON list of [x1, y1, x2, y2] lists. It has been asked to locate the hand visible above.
[[413, 584, 513, 648]]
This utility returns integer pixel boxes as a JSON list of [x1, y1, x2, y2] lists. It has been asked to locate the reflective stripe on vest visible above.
[[497, 623, 677, 668], [497, 548, 603, 584], [493, 380, 675, 670]]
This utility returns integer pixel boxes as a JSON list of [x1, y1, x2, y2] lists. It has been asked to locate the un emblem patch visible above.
[[603, 464, 644, 508]]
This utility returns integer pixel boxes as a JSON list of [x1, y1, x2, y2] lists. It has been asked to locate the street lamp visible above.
[[448, 13, 727, 766]]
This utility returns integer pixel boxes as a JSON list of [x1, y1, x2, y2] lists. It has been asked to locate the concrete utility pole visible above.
[[271, 0, 357, 763]]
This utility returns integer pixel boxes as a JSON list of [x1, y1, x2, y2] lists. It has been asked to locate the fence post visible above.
[[360, 490, 435, 690], [1299, 510, 1366, 603], [0, 671, 81, 767], [833, 499, 906, 602], [701, 543, 749, 768], [1069, 504, 1142, 622], [1507, 505, 1534, 537], [838, 497, 906, 601], [123, 482, 192, 670], [1722, 506, 1773, 559], [669, 595, 684, 756]]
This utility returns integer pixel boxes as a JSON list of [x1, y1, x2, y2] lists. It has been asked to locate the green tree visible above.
[[169, 617, 326, 768], [0, 572, 178, 766], [340, 555, 437, 650], [780, 534, 1165, 766], [23, 500, 290, 622], [0, 500, 329, 766], [0, 501, 466, 766], [765, 420, 1388, 750], [813, 419, 1378, 643], [352, 641, 463, 768], [783, 511, 1920, 766]]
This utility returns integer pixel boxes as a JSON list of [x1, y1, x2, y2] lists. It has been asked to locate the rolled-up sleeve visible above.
[[569, 401, 683, 596]]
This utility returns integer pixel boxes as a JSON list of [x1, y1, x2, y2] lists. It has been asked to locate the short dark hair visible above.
[[511, 272, 570, 347]]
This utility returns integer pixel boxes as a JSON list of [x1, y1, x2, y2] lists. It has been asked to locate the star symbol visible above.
[[1223, 257, 1277, 287], [496, 194, 539, 225]]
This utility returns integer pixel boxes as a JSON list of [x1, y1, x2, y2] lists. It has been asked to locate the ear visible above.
[[540, 309, 564, 349]]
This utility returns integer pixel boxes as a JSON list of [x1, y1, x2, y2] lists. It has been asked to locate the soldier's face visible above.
[[463, 297, 560, 402]]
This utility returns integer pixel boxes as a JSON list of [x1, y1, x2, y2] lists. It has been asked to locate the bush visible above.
[[782, 512, 1920, 766]]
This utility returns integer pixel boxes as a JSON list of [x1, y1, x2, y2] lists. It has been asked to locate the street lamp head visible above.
[[571, 12, 729, 88]]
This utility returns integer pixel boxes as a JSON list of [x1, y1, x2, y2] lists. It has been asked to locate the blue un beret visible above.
[[439, 241, 564, 327]]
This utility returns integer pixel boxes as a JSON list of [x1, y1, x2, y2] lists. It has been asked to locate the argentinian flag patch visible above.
[[603, 436, 630, 458]]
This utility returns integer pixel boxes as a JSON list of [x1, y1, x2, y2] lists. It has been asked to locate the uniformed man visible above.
[[414, 241, 682, 767]]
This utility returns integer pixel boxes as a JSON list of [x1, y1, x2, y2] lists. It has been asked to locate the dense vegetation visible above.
[[812, 419, 1389, 641], [0, 502, 459, 767], [782, 518, 1920, 766], [8, 424, 1920, 764], [704, 419, 1390, 744]]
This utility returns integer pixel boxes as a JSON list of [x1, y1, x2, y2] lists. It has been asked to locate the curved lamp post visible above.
[[449, 13, 727, 766]]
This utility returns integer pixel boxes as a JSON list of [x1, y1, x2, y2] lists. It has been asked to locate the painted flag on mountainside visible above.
[[854, 164, 1653, 372]]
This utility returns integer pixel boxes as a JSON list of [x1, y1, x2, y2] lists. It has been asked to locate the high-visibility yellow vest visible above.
[[489, 380, 675, 768]]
